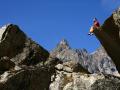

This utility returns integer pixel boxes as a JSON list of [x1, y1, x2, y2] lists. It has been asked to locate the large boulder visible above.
[[0, 24, 49, 65], [0, 24, 53, 90], [55, 61, 90, 73], [94, 8, 120, 73], [0, 67, 52, 90], [0, 24, 26, 58]]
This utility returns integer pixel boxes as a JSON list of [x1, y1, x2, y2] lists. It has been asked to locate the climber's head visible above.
[[93, 18, 97, 22]]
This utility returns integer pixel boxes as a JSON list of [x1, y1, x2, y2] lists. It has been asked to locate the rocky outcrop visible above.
[[49, 39, 120, 90], [51, 39, 118, 75], [51, 39, 91, 74], [0, 24, 49, 65], [50, 39, 70, 57], [91, 75, 120, 90], [0, 24, 26, 58], [90, 47, 118, 75], [50, 67, 120, 90], [94, 8, 120, 73], [0, 24, 53, 90], [0, 67, 52, 90]]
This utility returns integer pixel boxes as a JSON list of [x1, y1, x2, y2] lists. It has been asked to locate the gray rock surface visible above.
[[0, 24, 52, 90], [0, 67, 52, 90], [50, 70, 120, 90], [89, 47, 118, 75], [0, 24, 49, 65], [51, 39, 118, 75], [0, 24, 26, 58], [94, 7, 120, 73], [49, 38, 120, 90]]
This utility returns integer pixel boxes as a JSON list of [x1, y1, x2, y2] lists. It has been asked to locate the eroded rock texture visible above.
[[0, 24, 53, 90], [94, 8, 120, 73]]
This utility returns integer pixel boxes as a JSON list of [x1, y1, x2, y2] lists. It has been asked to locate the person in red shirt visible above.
[[93, 18, 100, 29], [88, 18, 100, 35]]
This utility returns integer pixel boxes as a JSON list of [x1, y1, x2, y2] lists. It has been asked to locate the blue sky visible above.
[[0, 0, 120, 52]]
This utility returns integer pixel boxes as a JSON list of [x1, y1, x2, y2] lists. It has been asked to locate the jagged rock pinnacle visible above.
[[59, 39, 69, 46], [0, 24, 10, 41], [50, 39, 70, 57], [58, 39, 70, 50]]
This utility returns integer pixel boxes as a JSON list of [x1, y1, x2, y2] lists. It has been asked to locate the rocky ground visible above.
[[0, 8, 120, 90], [49, 39, 120, 90]]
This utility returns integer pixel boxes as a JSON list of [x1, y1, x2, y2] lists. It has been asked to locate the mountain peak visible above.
[[50, 39, 70, 57], [55, 39, 70, 51], [0, 24, 11, 41], [59, 39, 70, 48]]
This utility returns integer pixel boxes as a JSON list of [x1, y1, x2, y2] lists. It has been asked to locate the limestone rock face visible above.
[[0, 24, 52, 90], [94, 8, 120, 73], [51, 39, 91, 74], [0, 67, 52, 90], [0, 24, 26, 58], [49, 36, 120, 90], [49, 39, 120, 90], [90, 47, 118, 75], [50, 70, 120, 90], [50, 39, 70, 57], [0, 24, 49, 65], [51, 39, 118, 75]]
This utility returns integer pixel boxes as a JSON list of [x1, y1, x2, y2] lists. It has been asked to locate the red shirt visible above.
[[93, 21, 100, 28]]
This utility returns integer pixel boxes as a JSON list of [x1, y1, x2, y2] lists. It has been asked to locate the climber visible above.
[[88, 18, 100, 35]]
